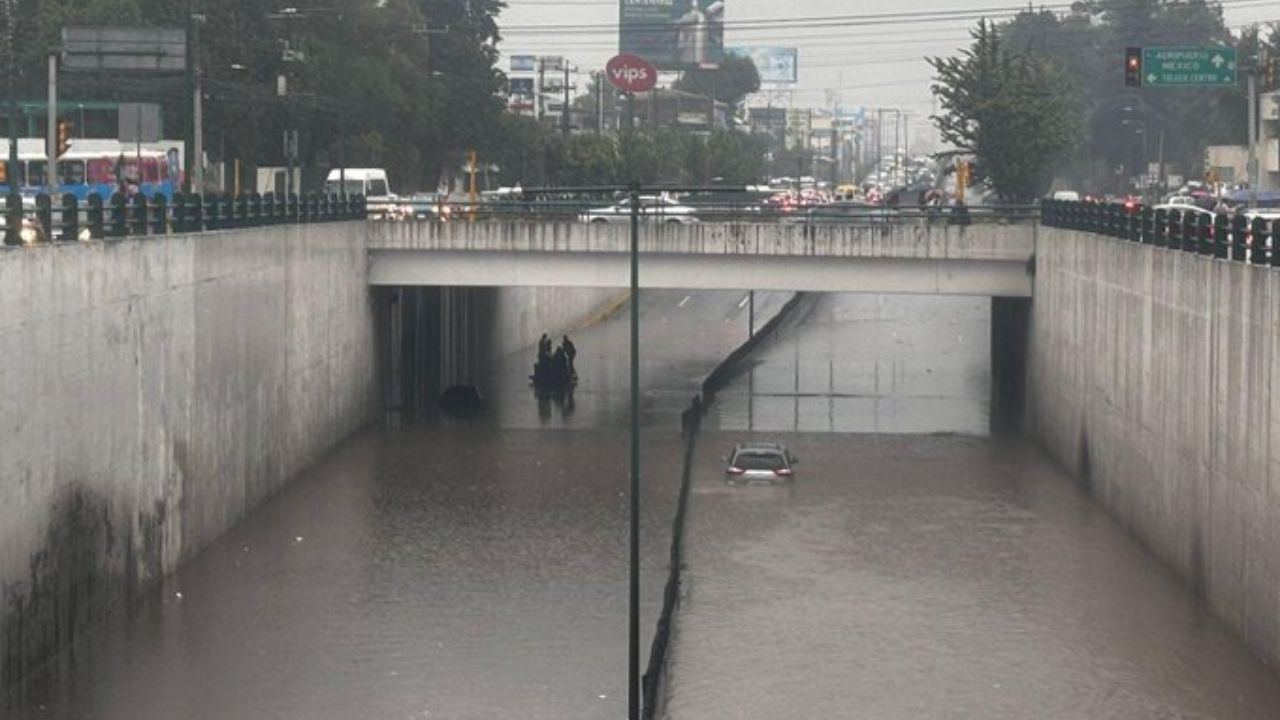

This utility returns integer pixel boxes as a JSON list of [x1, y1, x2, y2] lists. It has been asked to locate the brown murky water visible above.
[[662, 295, 1280, 719], [3, 290, 779, 720]]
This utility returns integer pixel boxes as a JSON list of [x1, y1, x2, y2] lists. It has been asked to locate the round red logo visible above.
[[605, 53, 658, 94]]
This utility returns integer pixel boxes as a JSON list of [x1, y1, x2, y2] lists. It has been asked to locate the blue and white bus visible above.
[[0, 138, 185, 201]]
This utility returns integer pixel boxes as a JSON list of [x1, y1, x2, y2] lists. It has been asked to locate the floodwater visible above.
[[3, 289, 783, 720], [662, 294, 1280, 718]]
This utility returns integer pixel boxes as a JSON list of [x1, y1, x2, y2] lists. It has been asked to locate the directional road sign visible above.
[[1141, 47, 1236, 86]]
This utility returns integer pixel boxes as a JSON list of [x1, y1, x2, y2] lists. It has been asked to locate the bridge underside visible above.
[[368, 250, 1033, 296]]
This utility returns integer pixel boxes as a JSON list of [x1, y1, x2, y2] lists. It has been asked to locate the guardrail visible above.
[[391, 200, 1039, 226], [1041, 199, 1280, 266], [2, 191, 367, 245]]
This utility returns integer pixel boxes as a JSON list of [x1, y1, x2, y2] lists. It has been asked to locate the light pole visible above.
[[4, 0, 20, 245]]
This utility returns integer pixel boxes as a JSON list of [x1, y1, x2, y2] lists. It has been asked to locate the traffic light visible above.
[[56, 119, 73, 158], [1266, 56, 1278, 92], [1125, 47, 1143, 87]]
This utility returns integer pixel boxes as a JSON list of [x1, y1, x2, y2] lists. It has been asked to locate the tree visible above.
[[673, 55, 761, 109], [929, 20, 1082, 203]]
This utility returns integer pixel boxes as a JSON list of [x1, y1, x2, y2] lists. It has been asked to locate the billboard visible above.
[[508, 78, 534, 97], [510, 55, 536, 72], [620, 0, 724, 71], [727, 46, 797, 85]]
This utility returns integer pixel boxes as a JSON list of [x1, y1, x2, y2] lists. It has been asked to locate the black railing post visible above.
[[1127, 205, 1140, 241], [130, 193, 149, 236], [1230, 214, 1248, 262], [36, 193, 53, 241], [191, 193, 206, 232], [1153, 208, 1167, 248], [109, 192, 128, 238], [234, 194, 248, 228], [1213, 213, 1229, 258], [87, 193, 105, 239], [60, 193, 79, 242], [287, 192, 299, 223], [152, 194, 168, 235], [1250, 217, 1269, 266], [248, 193, 262, 227], [1195, 212, 1212, 254], [1141, 206, 1154, 244], [1269, 219, 1280, 268]]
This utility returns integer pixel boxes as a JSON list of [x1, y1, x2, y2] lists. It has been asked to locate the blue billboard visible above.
[[726, 46, 797, 85]]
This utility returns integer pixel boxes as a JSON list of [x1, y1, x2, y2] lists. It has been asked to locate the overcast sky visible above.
[[497, 0, 1278, 147]]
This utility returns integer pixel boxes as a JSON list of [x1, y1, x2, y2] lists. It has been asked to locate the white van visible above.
[[324, 168, 402, 219]]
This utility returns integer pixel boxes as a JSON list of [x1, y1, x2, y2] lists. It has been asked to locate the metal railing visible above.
[[1041, 199, 1280, 266], [3, 191, 367, 245], [388, 197, 1039, 226]]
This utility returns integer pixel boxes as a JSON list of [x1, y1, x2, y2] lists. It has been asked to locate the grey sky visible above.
[[498, 0, 1277, 140]]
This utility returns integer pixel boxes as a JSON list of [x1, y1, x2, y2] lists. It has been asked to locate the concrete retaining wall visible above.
[[489, 286, 624, 362], [1026, 227, 1280, 668], [0, 223, 378, 691]]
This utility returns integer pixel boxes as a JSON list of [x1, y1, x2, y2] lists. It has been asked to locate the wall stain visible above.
[[1, 486, 168, 704]]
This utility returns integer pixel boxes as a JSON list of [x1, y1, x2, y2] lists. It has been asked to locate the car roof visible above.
[[733, 442, 788, 453]]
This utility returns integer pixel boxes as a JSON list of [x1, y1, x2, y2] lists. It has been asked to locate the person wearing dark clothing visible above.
[[552, 346, 568, 379], [538, 334, 552, 363], [562, 335, 577, 377]]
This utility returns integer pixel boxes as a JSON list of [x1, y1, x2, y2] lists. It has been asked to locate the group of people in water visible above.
[[532, 333, 577, 387]]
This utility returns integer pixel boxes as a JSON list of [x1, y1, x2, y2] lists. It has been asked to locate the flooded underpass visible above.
[[661, 294, 1280, 718], [8, 287, 1280, 720], [3, 289, 785, 720]]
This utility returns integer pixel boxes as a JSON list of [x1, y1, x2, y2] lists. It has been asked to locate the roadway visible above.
[[660, 294, 1280, 718], [3, 289, 783, 720]]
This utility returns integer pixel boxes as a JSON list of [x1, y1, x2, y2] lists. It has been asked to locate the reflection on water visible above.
[[1, 290, 776, 720], [706, 294, 991, 434], [664, 294, 1280, 719]]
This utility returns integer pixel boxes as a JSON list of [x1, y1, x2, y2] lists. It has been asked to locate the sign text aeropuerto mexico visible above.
[[1142, 46, 1237, 86]]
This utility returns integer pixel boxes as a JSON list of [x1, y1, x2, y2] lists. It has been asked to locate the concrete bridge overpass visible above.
[[367, 220, 1037, 297]]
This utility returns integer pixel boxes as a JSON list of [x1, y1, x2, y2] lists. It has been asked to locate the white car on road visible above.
[[579, 195, 699, 225]]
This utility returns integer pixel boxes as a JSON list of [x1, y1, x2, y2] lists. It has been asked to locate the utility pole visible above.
[[46, 53, 57, 195], [562, 63, 571, 139], [537, 59, 545, 123], [5, 0, 20, 244], [1248, 69, 1259, 207]]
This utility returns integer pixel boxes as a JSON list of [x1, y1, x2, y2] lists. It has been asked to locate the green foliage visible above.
[[672, 55, 761, 109], [8, 0, 507, 192], [996, 1, 1277, 188], [929, 20, 1082, 202]]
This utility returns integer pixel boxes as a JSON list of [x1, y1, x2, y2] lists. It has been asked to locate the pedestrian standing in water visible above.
[[538, 333, 551, 363], [562, 335, 577, 378]]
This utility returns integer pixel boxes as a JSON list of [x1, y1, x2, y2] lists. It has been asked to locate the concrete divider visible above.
[[642, 292, 808, 719]]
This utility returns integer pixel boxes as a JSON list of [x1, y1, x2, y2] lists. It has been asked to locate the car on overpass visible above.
[[578, 195, 698, 225], [724, 442, 797, 485], [781, 199, 893, 226]]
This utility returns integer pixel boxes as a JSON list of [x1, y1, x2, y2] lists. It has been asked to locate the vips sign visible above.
[[606, 53, 658, 94], [620, 0, 724, 70]]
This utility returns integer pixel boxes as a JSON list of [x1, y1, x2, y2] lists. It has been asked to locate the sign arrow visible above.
[[1211, 54, 1225, 68]]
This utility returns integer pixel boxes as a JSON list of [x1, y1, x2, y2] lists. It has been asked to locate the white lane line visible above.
[[678, 295, 692, 308], [737, 294, 751, 309]]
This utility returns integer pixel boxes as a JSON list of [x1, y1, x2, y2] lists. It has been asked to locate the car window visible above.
[[368, 179, 389, 197], [733, 452, 787, 470]]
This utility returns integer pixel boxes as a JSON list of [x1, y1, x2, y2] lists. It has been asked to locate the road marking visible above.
[[678, 295, 691, 308], [737, 294, 750, 309]]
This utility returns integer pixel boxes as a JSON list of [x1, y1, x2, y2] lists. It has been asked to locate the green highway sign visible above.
[[1141, 47, 1236, 86]]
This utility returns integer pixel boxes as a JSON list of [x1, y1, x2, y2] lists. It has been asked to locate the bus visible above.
[[0, 138, 185, 201]]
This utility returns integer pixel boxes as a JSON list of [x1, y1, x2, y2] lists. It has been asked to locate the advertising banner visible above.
[[726, 46, 797, 84], [510, 55, 536, 72], [619, 0, 724, 71]]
